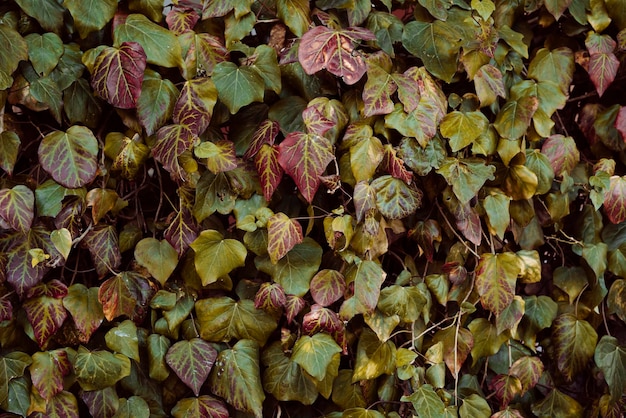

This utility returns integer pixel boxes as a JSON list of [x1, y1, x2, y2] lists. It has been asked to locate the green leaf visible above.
[[440, 111, 489, 152], [64, 0, 117, 38], [134, 238, 179, 286], [343, 408, 385, 418], [347, 260, 386, 315], [594, 335, 626, 402], [371, 175, 423, 219], [468, 318, 508, 366], [171, 395, 229, 418], [255, 238, 323, 297], [543, 0, 573, 20], [0, 185, 34, 233], [553, 314, 598, 381], [63, 78, 103, 129], [179, 32, 229, 79], [460, 393, 492, 418], [531, 389, 583, 418], [38, 126, 99, 189], [401, 384, 446, 417], [137, 77, 178, 136], [262, 342, 319, 404], [212, 62, 265, 114], [114, 14, 183, 68], [377, 284, 426, 323], [195, 296, 277, 345], [209, 339, 265, 418], [191, 230, 247, 286], [525, 149, 555, 195], [353, 328, 396, 381], [63, 284, 103, 343], [14, 0, 65, 32], [30, 349, 71, 401], [25, 32, 63, 76], [292, 333, 342, 381], [362, 61, 396, 117], [332, 369, 366, 409], [509, 356, 544, 393], [475, 252, 520, 316], [0, 24, 27, 78], [437, 157, 496, 204], [276, 0, 310, 36], [98, 271, 154, 322], [105, 320, 140, 362], [528, 47, 574, 92], [74, 346, 131, 391], [494, 96, 539, 140], [110, 396, 149, 418], [402, 20, 462, 82], [484, 191, 511, 239], [166, 338, 217, 396], [474, 64, 506, 107], [0, 352, 32, 406], [147, 334, 171, 382], [0, 131, 20, 176]]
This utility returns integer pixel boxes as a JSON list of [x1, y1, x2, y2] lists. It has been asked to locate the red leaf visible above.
[[616, 106, 626, 143], [362, 62, 396, 117], [244, 119, 280, 160], [285, 295, 306, 324], [302, 103, 335, 137], [381, 144, 413, 184], [82, 225, 122, 279], [409, 219, 442, 262], [45, 391, 79, 418], [586, 33, 619, 97], [166, 6, 200, 35], [310, 269, 346, 307], [267, 213, 304, 264], [298, 25, 375, 85], [254, 144, 284, 201], [30, 349, 71, 400], [164, 206, 199, 256], [23, 280, 68, 348], [509, 356, 544, 393], [540, 134, 580, 177], [604, 176, 626, 224], [278, 132, 334, 203], [91, 42, 146, 109], [353, 181, 377, 223], [489, 374, 522, 408], [254, 282, 287, 312], [98, 271, 155, 322], [302, 304, 345, 336], [80, 387, 119, 418], [173, 78, 218, 136], [152, 123, 197, 182]]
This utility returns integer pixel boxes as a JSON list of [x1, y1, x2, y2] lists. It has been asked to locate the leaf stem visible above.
[[435, 201, 480, 258]]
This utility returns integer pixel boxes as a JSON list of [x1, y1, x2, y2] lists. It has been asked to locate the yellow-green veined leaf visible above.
[[114, 14, 183, 68], [83, 225, 122, 278], [105, 320, 140, 362], [553, 314, 598, 381], [191, 229, 247, 286], [267, 212, 304, 264], [254, 144, 284, 201], [475, 252, 521, 316], [292, 333, 342, 381], [173, 77, 218, 136], [310, 269, 346, 307], [63, 0, 117, 38], [45, 391, 79, 417], [195, 296, 277, 345], [23, 279, 68, 348], [171, 395, 229, 418], [0, 185, 34, 233], [276, 0, 310, 37], [353, 328, 396, 381], [165, 6, 200, 34], [483, 191, 511, 239], [209, 339, 265, 418], [371, 175, 423, 219], [30, 349, 71, 401], [440, 110, 489, 152], [152, 123, 197, 182], [80, 387, 120, 418], [179, 32, 229, 80], [98, 271, 155, 322], [401, 384, 446, 417], [509, 356, 544, 393], [63, 284, 104, 343], [531, 389, 583, 418], [437, 157, 496, 205], [166, 338, 217, 396], [38, 126, 99, 189], [494, 96, 539, 140], [111, 396, 150, 418], [73, 346, 131, 391], [194, 140, 238, 174], [134, 238, 179, 286], [350, 135, 384, 182], [474, 64, 506, 107]]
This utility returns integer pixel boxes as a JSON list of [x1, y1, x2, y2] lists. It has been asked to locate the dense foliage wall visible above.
[[1, 0, 626, 416]]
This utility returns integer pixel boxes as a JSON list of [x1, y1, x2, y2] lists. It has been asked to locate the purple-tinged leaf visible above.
[[285, 295, 306, 324], [489, 374, 522, 408], [371, 175, 422, 220], [166, 338, 217, 396], [302, 104, 335, 137], [171, 395, 229, 418], [30, 349, 71, 401], [493, 96, 539, 140], [164, 207, 199, 257], [179, 32, 229, 79], [409, 220, 442, 262], [23, 280, 68, 348], [585, 32, 619, 97], [474, 64, 506, 107], [98, 271, 156, 322], [0, 131, 20, 176], [82, 225, 122, 278], [166, 6, 200, 35], [244, 119, 280, 160], [45, 391, 79, 418], [362, 62, 396, 117], [475, 253, 520, 316], [616, 106, 626, 143], [152, 123, 197, 182], [254, 282, 287, 312], [392, 67, 423, 114], [80, 387, 120, 418], [0, 295, 12, 321], [278, 132, 334, 203], [38, 126, 99, 189], [380, 144, 413, 184], [267, 213, 303, 264], [302, 304, 345, 336], [604, 176, 626, 224], [0, 185, 34, 233], [310, 269, 346, 307], [541, 134, 580, 177], [194, 140, 238, 173], [509, 356, 544, 393], [202, 0, 253, 18], [353, 181, 377, 223], [91, 42, 146, 109], [298, 26, 375, 85], [553, 314, 598, 381], [173, 78, 218, 136], [254, 144, 284, 201], [63, 284, 104, 343]]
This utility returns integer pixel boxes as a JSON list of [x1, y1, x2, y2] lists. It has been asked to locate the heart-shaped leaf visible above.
[[105, 320, 140, 362], [23, 279, 68, 348], [191, 230, 247, 286], [310, 269, 346, 307], [553, 314, 598, 381], [166, 338, 217, 396], [73, 346, 131, 391], [475, 252, 520, 316], [174, 78, 218, 136], [63, 284, 104, 343], [152, 123, 197, 182], [137, 76, 178, 136], [212, 62, 265, 114], [30, 349, 71, 400], [171, 395, 229, 418], [604, 176, 626, 224], [267, 213, 303, 264], [0, 185, 34, 233], [262, 342, 319, 404], [134, 238, 179, 286], [292, 333, 342, 381], [64, 0, 116, 38]]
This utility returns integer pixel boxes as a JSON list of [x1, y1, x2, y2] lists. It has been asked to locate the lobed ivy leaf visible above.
[[64, 0, 116, 38], [191, 229, 247, 286], [401, 384, 446, 417], [98, 271, 155, 322], [437, 157, 496, 205], [195, 297, 277, 345], [353, 328, 396, 381], [152, 124, 197, 182], [113, 396, 150, 418], [25, 32, 63, 77], [292, 333, 342, 381], [261, 342, 319, 404], [179, 32, 229, 79], [585, 32, 619, 97], [490, 374, 522, 408], [209, 339, 265, 418], [91, 42, 147, 109], [362, 59, 396, 117], [310, 269, 346, 307], [165, 6, 200, 35], [137, 76, 178, 136], [212, 62, 265, 114], [541, 134, 580, 177], [475, 252, 520, 316], [349, 134, 384, 183], [531, 389, 583, 417], [74, 346, 131, 391], [298, 26, 375, 85], [30, 349, 71, 401], [276, 0, 310, 37], [0, 352, 31, 406], [38, 126, 99, 189], [171, 395, 229, 418], [134, 238, 179, 286], [166, 338, 217, 396], [594, 335, 626, 402], [440, 110, 489, 152], [553, 314, 598, 381], [468, 318, 508, 366], [63, 284, 104, 343], [0, 185, 34, 233], [23, 279, 68, 348], [174, 78, 218, 136], [202, 0, 254, 19], [164, 206, 199, 257], [45, 391, 79, 417], [474, 64, 506, 107], [194, 140, 238, 174], [254, 144, 284, 201], [80, 387, 120, 418], [432, 326, 473, 377]]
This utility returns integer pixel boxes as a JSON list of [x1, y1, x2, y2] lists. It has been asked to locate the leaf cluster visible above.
[[1, 0, 626, 417]]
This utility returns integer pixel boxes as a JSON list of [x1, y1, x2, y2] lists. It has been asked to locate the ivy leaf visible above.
[[174, 78, 218, 136], [164, 206, 199, 257], [25, 32, 63, 76], [433, 326, 473, 377], [0, 24, 27, 86], [531, 389, 583, 417], [541, 134, 580, 177], [82, 225, 122, 278], [166, 338, 217, 396], [23, 279, 68, 348], [256, 238, 323, 297], [349, 134, 384, 183], [212, 62, 265, 114], [152, 124, 197, 182], [111, 135, 150, 180], [254, 144, 284, 201], [437, 158, 496, 205], [262, 342, 319, 404], [468, 318, 508, 366], [476, 252, 520, 316], [484, 191, 511, 239], [402, 20, 462, 82], [113, 396, 150, 418], [195, 297, 277, 345], [171, 395, 229, 418], [310, 269, 346, 307], [98, 271, 155, 322], [30, 349, 71, 401], [594, 335, 626, 402], [114, 14, 183, 68], [298, 26, 375, 85], [553, 314, 598, 381], [276, 0, 310, 37], [74, 346, 131, 391], [179, 32, 229, 79], [244, 119, 280, 160], [543, 0, 572, 20], [378, 285, 426, 323], [137, 76, 178, 136], [604, 176, 626, 224], [349, 260, 386, 315], [509, 356, 544, 393], [45, 391, 79, 417], [440, 111, 490, 152], [362, 60, 396, 117], [494, 96, 539, 140], [105, 320, 140, 362], [191, 230, 247, 286], [63, 284, 104, 343], [64, 0, 117, 38], [194, 140, 238, 174], [371, 175, 422, 219], [0, 185, 34, 233], [490, 374, 522, 408], [267, 213, 304, 264], [134, 238, 179, 286], [0, 131, 20, 176], [80, 387, 120, 418], [0, 352, 31, 406], [585, 32, 619, 97], [353, 328, 396, 381], [91, 42, 147, 109], [474, 64, 506, 107], [278, 132, 334, 203], [165, 6, 200, 35], [209, 339, 265, 418], [292, 333, 342, 381], [401, 384, 446, 417], [38, 126, 99, 189]]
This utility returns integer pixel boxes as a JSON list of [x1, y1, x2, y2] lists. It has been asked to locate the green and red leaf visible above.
[[267, 213, 303, 264], [585, 32, 619, 97], [310, 269, 346, 307], [0, 185, 34, 233], [166, 338, 217, 396], [23, 279, 68, 348], [63, 284, 104, 343], [194, 140, 238, 173], [173, 78, 218, 136], [244, 119, 280, 160], [604, 175, 626, 224], [540, 134, 580, 177], [165, 6, 200, 35], [254, 144, 284, 201], [82, 225, 122, 278], [171, 395, 229, 418], [552, 314, 598, 381], [98, 271, 155, 322], [475, 252, 520, 316], [30, 349, 71, 400], [152, 123, 197, 182]]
